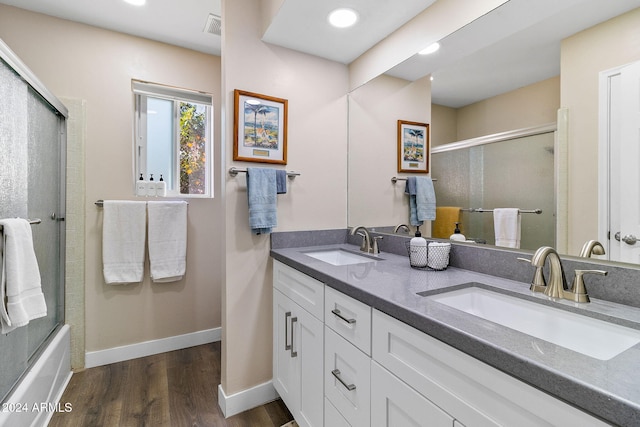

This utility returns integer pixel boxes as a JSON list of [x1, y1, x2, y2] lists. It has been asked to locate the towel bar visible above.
[[94, 200, 189, 207], [464, 208, 542, 214], [391, 176, 437, 183], [0, 218, 41, 231], [229, 167, 300, 178]]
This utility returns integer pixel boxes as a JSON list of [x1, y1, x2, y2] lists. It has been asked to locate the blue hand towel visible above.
[[247, 167, 278, 235], [276, 170, 287, 194], [405, 176, 436, 226]]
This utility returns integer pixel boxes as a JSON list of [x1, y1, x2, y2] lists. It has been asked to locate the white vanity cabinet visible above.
[[372, 309, 608, 427], [324, 284, 373, 426], [371, 361, 454, 427], [273, 259, 607, 427], [273, 261, 324, 427]]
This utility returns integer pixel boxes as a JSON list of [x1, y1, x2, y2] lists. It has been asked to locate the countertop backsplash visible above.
[[271, 228, 640, 308]]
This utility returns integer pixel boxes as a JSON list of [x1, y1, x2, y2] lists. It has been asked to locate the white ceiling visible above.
[[386, 0, 640, 107], [0, 0, 223, 56], [262, 0, 436, 64], [1, 0, 639, 107]]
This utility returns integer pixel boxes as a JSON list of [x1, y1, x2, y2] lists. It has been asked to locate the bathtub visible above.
[[0, 325, 71, 427]]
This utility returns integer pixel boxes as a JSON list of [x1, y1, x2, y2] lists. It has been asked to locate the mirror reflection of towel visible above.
[[494, 208, 521, 248], [405, 177, 436, 226], [432, 207, 461, 238]]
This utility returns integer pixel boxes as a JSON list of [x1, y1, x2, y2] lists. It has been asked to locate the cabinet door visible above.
[[273, 289, 299, 413], [371, 361, 454, 427], [325, 327, 370, 427], [274, 289, 324, 427], [325, 397, 351, 427], [295, 303, 324, 427]]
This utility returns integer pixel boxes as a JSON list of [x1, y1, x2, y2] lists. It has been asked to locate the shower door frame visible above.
[[0, 38, 68, 400]]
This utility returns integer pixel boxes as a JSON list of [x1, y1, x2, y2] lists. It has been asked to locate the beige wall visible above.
[[456, 76, 560, 140], [221, 0, 348, 394], [431, 76, 560, 147], [0, 5, 223, 356], [348, 74, 431, 228], [431, 104, 458, 147], [561, 8, 640, 255]]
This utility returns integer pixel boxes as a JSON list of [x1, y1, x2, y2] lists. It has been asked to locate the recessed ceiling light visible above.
[[328, 8, 359, 28], [419, 42, 440, 55], [124, 0, 146, 6]]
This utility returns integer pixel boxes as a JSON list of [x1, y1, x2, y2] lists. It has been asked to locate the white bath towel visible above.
[[494, 208, 521, 248], [0, 218, 47, 334], [147, 201, 188, 283], [102, 201, 147, 284]]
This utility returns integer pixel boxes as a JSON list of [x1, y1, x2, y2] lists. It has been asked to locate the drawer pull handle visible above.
[[331, 369, 356, 391], [331, 309, 356, 324], [290, 317, 298, 358], [284, 312, 292, 351]]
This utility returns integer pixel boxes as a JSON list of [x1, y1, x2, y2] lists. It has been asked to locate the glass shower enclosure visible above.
[[0, 47, 66, 402]]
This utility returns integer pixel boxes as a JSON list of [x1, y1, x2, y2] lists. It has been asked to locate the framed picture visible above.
[[397, 120, 429, 173], [234, 89, 288, 164]]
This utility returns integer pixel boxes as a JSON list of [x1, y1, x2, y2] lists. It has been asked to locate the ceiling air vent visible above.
[[204, 13, 222, 36]]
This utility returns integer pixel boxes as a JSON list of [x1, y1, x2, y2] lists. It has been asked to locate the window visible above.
[[133, 80, 213, 197]]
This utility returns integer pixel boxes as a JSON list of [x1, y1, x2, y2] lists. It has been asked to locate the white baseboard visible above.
[[218, 380, 279, 418], [85, 327, 221, 368]]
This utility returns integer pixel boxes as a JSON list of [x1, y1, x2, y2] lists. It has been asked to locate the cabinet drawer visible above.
[[324, 397, 351, 427], [325, 286, 372, 355], [273, 260, 324, 320], [371, 361, 454, 427], [324, 327, 370, 427], [372, 310, 607, 427]]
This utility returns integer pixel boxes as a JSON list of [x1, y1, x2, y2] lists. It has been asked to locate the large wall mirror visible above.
[[347, 0, 640, 264]]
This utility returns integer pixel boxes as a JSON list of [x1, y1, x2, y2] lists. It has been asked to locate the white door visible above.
[[601, 60, 640, 263]]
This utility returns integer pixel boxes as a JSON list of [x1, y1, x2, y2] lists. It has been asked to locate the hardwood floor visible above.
[[49, 342, 294, 427]]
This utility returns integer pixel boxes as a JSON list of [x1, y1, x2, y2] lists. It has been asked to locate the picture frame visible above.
[[234, 89, 288, 164], [397, 120, 429, 173]]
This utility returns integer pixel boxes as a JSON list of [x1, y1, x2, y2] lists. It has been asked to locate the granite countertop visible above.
[[271, 243, 640, 427]]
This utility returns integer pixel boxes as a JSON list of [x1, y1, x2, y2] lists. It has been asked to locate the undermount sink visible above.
[[304, 249, 379, 266], [423, 286, 640, 360]]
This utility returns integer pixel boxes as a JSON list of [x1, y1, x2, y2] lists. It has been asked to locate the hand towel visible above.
[[147, 201, 188, 283], [405, 176, 436, 226], [494, 208, 521, 248], [276, 170, 287, 194], [0, 218, 47, 334], [102, 201, 147, 284], [247, 168, 278, 235], [432, 207, 461, 238]]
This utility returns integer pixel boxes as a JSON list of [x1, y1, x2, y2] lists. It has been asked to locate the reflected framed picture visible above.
[[234, 89, 288, 164], [397, 120, 429, 173]]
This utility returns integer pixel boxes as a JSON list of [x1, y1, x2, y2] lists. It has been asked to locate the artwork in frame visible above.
[[234, 89, 288, 164], [397, 120, 429, 173]]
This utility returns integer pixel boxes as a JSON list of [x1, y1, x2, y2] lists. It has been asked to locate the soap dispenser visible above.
[[409, 226, 428, 268], [156, 174, 167, 197], [147, 174, 156, 197], [136, 173, 147, 196], [449, 222, 466, 242]]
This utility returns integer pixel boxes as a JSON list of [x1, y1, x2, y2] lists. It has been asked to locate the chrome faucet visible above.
[[579, 240, 605, 258], [349, 226, 382, 254], [394, 224, 410, 234], [527, 246, 607, 303]]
